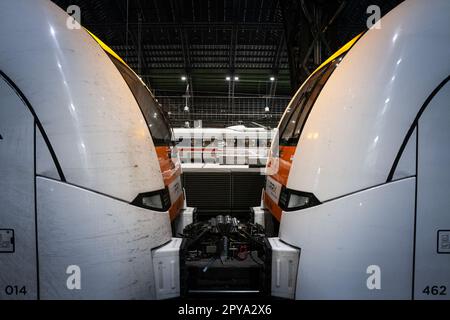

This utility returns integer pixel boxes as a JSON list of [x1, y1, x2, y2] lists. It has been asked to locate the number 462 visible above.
[[422, 285, 447, 296]]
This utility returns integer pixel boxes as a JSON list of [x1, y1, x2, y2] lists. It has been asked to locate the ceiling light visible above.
[[234, 76, 239, 81], [225, 76, 231, 81], [181, 76, 187, 81], [270, 76, 275, 81]]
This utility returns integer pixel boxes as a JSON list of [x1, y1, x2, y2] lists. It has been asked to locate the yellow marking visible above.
[[278, 32, 364, 133], [85, 29, 158, 98], [85, 29, 127, 66], [312, 32, 363, 76]]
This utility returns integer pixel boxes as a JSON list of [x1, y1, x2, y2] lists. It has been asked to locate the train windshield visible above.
[[109, 55, 173, 146], [278, 55, 344, 146]]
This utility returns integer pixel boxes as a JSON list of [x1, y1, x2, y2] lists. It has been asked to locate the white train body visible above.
[[0, 0, 183, 299], [264, 0, 450, 299], [174, 126, 275, 166]]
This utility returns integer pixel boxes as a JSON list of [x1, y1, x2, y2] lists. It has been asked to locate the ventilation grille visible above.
[[183, 171, 265, 212]]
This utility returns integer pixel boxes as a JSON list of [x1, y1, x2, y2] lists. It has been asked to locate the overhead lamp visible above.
[[265, 106, 270, 112], [234, 76, 239, 81], [184, 105, 189, 112], [270, 76, 275, 81], [225, 76, 231, 81], [181, 76, 187, 81]]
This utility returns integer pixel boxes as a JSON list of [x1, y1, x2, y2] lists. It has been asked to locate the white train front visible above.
[[1, 0, 449, 301], [264, 0, 450, 299], [0, 0, 184, 299]]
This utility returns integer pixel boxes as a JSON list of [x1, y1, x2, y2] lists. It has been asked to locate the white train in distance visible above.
[[0, 0, 184, 299], [263, 0, 450, 299], [173, 125, 277, 167]]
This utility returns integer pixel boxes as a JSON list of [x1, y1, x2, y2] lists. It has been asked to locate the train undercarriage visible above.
[[152, 208, 299, 300]]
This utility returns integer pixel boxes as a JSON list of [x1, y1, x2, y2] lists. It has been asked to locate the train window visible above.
[[203, 139, 211, 147], [225, 137, 237, 148], [278, 67, 326, 145], [108, 55, 173, 146], [291, 63, 336, 142], [279, 55, 343, 146], [278, 106, 295, 141], [208, 137, 218, 147], [280, 105, 303, 145]]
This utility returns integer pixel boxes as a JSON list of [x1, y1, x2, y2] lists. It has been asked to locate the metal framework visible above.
[[281, 0, 404, 90], [52, 0, 403, 127], [159, 95, 289, 128]]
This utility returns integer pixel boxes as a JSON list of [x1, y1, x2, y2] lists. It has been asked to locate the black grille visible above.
[[184, 172, 231, 210], [231, 172, 265, 209], [183, 171, 265, 213]]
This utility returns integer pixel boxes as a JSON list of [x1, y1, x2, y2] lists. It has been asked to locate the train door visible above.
[[0, 75, 38, 299], [414, 80, 450, 299]]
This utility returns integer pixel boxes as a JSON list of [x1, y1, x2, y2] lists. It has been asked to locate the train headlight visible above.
[[278, 187, 320, 211], [132, 188, 171, 211], [143, 194, 163, 208], [288, 193, 310, 208]]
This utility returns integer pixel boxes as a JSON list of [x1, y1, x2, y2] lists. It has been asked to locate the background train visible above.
[[0, 0, 183, 299], [174, 125, 275, 166], [263, 0, 450, 299]]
